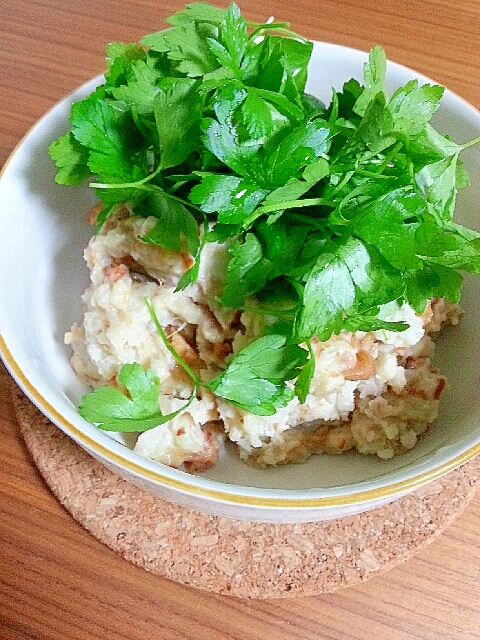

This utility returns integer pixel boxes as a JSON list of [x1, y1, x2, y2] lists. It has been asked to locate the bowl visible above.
[[1, 42, 479, 523]]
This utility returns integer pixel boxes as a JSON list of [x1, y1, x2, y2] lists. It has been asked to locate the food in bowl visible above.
[[50, 2, 480, 475]]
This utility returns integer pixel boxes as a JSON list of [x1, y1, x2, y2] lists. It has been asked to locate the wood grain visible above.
[[0, 0, 479, 638]]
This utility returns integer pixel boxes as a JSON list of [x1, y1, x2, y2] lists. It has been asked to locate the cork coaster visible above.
[[10, 380, 480, 599]]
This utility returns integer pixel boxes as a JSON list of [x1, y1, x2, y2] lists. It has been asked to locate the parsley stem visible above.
[[338, 182, 371, 210], [143, 184, 204, 213], [90, 165, 163, 191], [248, 23, 306, 42], [462, 136, 480, 150], [90, 180, 203, 214], [247, 20, 290, 30], [244, 196, 335, 227], [154, 389, 198, 428], [354, 169, 391, 178], [330, 170, 355, 196], [374, 141, 403, 174], [94, 202, 118, 234], [239, 301, 297, 321], [289, 213, 329, 231], [145, 298, 202, 387], [260, 197, 335, 212]]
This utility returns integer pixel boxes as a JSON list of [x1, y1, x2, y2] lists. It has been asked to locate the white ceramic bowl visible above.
[[1, 42, 479, 523]]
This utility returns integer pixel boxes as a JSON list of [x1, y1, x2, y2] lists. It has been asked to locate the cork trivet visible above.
[[10, 381, 480, 599]]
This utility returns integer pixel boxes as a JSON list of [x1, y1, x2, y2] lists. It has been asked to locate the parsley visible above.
[[78, 363, 195, 431], [147, 298, 308, 416], [79, 300, 310, 430], [208, 334, 308, 415], [50, 3, 480, 428]]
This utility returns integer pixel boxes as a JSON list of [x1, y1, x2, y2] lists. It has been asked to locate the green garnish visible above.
[[79, 300, 309, 426], [52, 3, 480, 431], [78, 362, 195, 431]]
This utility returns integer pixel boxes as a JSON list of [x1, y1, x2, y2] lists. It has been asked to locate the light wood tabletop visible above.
[[0, 1, 479, 638]]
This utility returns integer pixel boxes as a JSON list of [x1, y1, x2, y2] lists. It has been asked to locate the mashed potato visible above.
[[65, 210, 461, 472]]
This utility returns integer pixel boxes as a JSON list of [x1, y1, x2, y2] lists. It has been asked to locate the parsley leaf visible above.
[[409, 123, 461, 162], [206, 3, 248, 79], [166, 2, 227, 27], [104, 42, 147, 89], [405, 264, 463, 312], [388, 80, 444, 136], [141, 21, 219, 77], [139, 191, 200, 256], [264, 118, 331, 187], [189, 173, 269, 224], [78, 363, 192, 432], [111, 58, 163, 114], [415, 153, 460, 223], [352, 188, 424, 271], [221, 233, 273, 307], [241, 90, 277, 138], [354, 45, 388, 117], [297, 236, 406, 341], [294, 340, 315, 403], [154, 77, 204, 169], [48, 132, 90, 185], [296, 243, 356, 340], [208, 334, 308, 415], [70, 89, 141, 184]]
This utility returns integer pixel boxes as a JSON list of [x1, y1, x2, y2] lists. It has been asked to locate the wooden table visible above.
[[1, 1, 479, 638]]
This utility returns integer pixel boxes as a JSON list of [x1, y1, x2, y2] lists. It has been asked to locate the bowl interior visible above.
[[1, 42, 479, 496]]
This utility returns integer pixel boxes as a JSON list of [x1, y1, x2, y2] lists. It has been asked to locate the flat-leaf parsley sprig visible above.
[[78, 362, 196, 432], [51, 3, 480, 430]]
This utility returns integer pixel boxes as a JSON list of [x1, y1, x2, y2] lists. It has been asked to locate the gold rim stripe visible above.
[[1, 334, 479, 509]]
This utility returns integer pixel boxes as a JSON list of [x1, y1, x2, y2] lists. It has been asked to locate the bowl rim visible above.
[[3, 334, 480, 508], [1, 40, 479, 511]]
